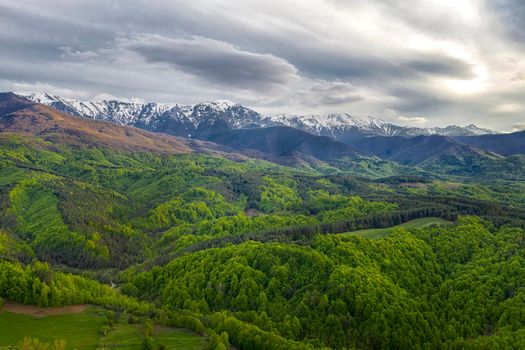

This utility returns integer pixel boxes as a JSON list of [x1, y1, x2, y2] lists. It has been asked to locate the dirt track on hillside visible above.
[[0, 303, 87, 316]]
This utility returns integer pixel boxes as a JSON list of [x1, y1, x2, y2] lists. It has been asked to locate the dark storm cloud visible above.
[[125, 35, 298, 91], [282, 52, 412, 81]]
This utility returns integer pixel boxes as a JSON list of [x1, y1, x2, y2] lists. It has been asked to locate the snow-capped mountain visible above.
[[268, 114, 390, 135], [21, 93, 498, 140], [23, 92, 267, 138], [269, 113, 498, 138]]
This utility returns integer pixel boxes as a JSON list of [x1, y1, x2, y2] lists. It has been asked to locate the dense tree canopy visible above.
[[121, 218, 525, 349], [2, 136, 525, 349]]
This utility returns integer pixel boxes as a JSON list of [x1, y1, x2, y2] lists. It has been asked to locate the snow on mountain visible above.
[[268, 113, 384, 132], [426, 124, 497, 137], [20, 93, 498, 139], [268, 113, 498, 137], [26, 92, 178, 125], [22, 93, 263, 137]]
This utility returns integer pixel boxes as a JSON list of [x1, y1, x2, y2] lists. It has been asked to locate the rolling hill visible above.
[[344, 134, 494, 165], [456, 131, 525, 156]]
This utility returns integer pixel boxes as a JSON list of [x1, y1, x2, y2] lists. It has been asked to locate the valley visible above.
[[1, 93, 525, 349]]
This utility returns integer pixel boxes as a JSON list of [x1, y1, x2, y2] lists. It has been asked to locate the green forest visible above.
[[2, 134, 525, 349]]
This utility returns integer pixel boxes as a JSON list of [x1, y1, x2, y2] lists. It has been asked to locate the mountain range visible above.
[[0, 92, 245, 158], [23, 92, 498, 140], [4, 92, 525, 179]]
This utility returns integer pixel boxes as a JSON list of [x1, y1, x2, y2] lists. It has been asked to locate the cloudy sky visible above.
[[1, 0, 524, 131]]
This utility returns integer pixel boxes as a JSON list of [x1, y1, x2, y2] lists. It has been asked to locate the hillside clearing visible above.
[[340, 217, 453, 240], [0, 306, 104, 349], [0, 304, 208, 350]]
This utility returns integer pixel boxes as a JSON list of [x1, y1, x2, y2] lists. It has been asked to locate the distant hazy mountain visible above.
[[344, 133, 525, 179], [456, 131, 525, 156], [346, 134, 496, 165], [202, 122, 358, 161], [22, 93, 498, 139]]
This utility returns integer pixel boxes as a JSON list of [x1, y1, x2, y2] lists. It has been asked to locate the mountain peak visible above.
[[205, 100, 238, 110], [23, 92, 60, 104]]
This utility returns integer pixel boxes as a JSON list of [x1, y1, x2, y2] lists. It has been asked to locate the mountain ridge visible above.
[[345, 134, 499, 165], [456, 131, 525, 156], [14, 92, 521, 174], [0, 92, 246, 158], [268, 113, 498, 139], [0, 93, 368, 170], [21, 92, 499, 139], [4, 91, 525, 179]]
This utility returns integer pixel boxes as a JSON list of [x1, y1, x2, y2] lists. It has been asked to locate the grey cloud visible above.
[[488, 0, 525, 42], [0, 3, 112, 55], [387, 86, 451, 114], [254, 43, 475, 85], [126, 35, 298, 91], [41, 0, 473, 84], [404, 56, 475, 79], [300, 84, 363, 107], [197, 28, 476, 84], [285, 51, 412, 81]]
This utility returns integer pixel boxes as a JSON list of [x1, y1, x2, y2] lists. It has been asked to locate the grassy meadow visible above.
[[340, 217, 453, 240], [0, 305, 207, 350]]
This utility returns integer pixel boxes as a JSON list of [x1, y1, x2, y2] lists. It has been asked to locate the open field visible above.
[[0, 306, 104, 349], [340, 217, 453, 240], [0, 304, 207, 350]]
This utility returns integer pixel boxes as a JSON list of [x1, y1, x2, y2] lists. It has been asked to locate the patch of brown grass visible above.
[[1, 303, 87, 317]]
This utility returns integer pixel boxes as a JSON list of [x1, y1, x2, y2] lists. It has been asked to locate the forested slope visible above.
[[2, 97, 525, 349], [122, 218, 525, 349]]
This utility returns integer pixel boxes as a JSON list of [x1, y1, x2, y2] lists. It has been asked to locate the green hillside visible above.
[[1, 131, 525, 349]]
